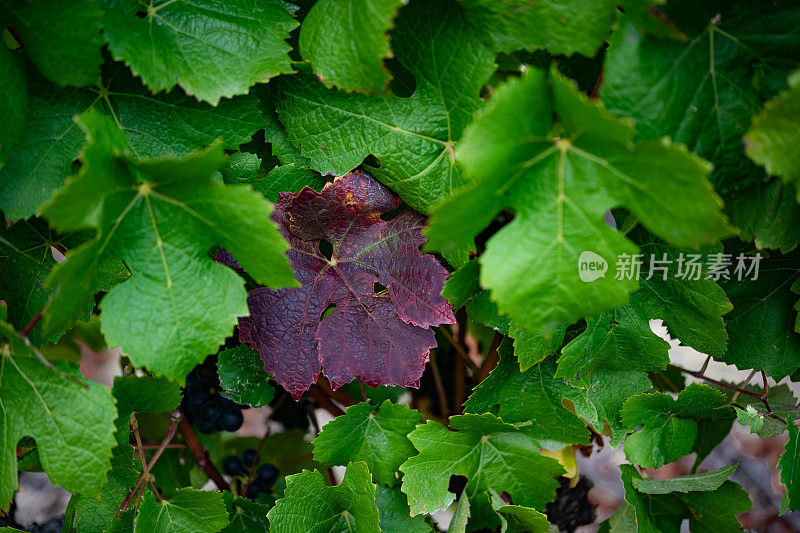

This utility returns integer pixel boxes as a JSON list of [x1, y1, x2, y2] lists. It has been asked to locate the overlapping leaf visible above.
[[217, 345, 275, 408], [299, 0, 404, 93], [464, 342, 590, 448], [238, 172, 455, 399], [427, 67, 732, 334], [0, 316, 117, 510], [40, 109, 295, 382], [313, 401, 421, 486], [616, 464, 751, 532], [621, 383, 732, 468], [268, 462, 379, 532], [134, 488, 229, 533], [0, 46, 26, 167], [459, 0, 616, 56], [779, 422, 800, 513], [601, 1, 800, 190], [277, 0, 496, 212], [722, 256, 800, 379], [101, 0, 297, 104], [746, 70, 800, 199], [400, 413, 564, 517]]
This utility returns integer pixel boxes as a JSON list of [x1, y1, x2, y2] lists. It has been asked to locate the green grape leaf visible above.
[[400, 413, 564, 516], [727, 180, 800, 254], [621, 383, 731, 468], [0, 70, 263, 221], [217, 345, 274, 408], [277, 0, 496, 212], [101, 0, 297, 104], [631, 464, 738, 494], [1, 0, 103, 86], [746, 70, 800, 199], [66, 445, 142, 533], [134, 488, 229, 533], [464, 342, 590, 448], [488, 489, 551, 533], [558, 297, 671, 378], [632, 234, 733, 357], [619, 464, 752, 532], [113, 375, 183, 444], [601, 4, 800, 189], [375, 485, 432, 533], [735, 406, 765, 435], [268, 461, 380, 533], [221, 494, 271, 533], [581, 370, 653, 447], [40, 110, 295, 382], [779, 422, 800, 513], [722, 257, 800, 379], [427, 67, 732, 334], [0, 319, 117, 510], [313, 401, 422, 486], [0, 46, 26, 167], [299, 0, 404, 93], [459, 0, 616, 56]]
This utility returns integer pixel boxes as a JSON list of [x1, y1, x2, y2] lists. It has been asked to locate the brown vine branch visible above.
[[20, 308, 44, 337], [476, 332, 503, 384], [438, 325, 480, 375], [668, 364, 787, 424], [178, 417, 230, 491], [116, 410, 180, 517], [308, 385, 346, 417], [428, 351, 449, 418]]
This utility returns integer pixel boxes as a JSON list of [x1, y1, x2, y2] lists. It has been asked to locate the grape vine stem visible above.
[[668, 364, 787, 424], [178, 415, 230, 491]]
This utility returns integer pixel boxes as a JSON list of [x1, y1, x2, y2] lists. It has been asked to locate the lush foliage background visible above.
[[1, 0, 800, 531]]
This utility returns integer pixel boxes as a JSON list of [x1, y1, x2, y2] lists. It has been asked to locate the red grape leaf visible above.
[[239, 172, 455, 399]]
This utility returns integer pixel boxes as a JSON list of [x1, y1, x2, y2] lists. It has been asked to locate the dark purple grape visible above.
[[242, 448, 259, 467], [245, 484, 260, 499], [199, 403, 221, 424], [220, 409, 244, 432], [222, 455, 245, 476], [197, 417, 217, 434], [256, 463, 279, 486]]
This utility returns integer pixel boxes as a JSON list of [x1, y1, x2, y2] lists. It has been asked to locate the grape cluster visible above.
[[222, 448, 280, 500], [182, 356, 245, 434], [269, 388, 310, 431]]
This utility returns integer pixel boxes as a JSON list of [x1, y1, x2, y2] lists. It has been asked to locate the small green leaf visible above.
[[631, 464, 738, 494], [313, 401, 422, 486], [217, 345, 275, 408], [268, 462, 380, 533], [134, 488, 229, 533], [746, 70, 800, 199], [299, 0, 404, 93], [735, 405, 765, 435], [489, 489, 551, 533]]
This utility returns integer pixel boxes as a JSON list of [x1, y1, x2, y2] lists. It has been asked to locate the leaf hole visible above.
[[321, 303, 336, 320], [319, 239, 333, 260], [135, 10, 147, 18], [448, 475, 468, 499], [363, 154, 382, 169], [373, 283, 387, 294]]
